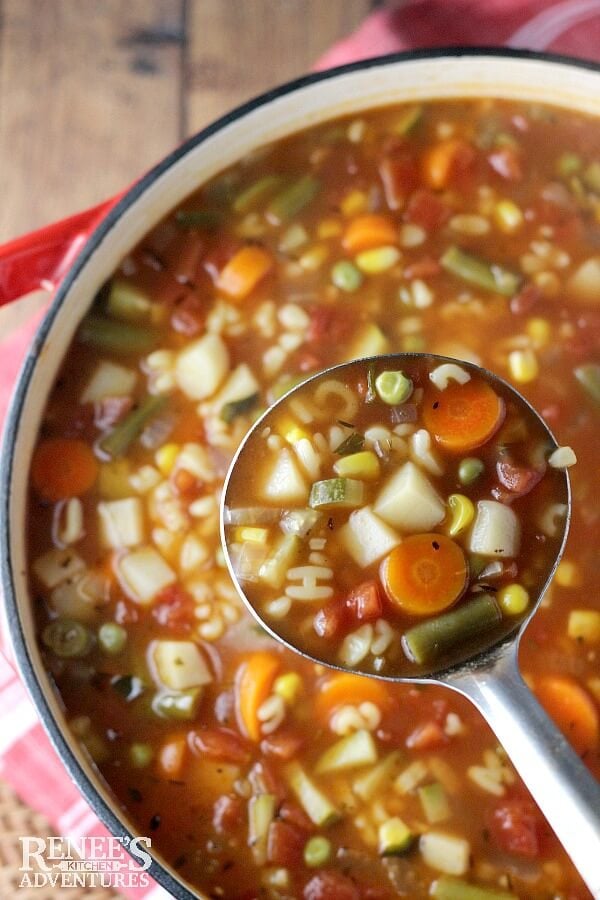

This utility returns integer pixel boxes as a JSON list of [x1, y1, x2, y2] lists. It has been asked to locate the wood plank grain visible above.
[[185, 0, 373, 134]]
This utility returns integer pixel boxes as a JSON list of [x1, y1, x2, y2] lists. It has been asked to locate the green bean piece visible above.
[[575, 363, 600, 405], [375, 371, 413, 406], [392, 104, 423, 136], [221, 392, 260, 424], [458, 457, 485, 485], [303, 835, 332, 868], [331, 260, 363, 293], [42, 619, 92, 659], [78, 314, 159, 354], [153, 689, 203, 720], [106, 279, 152, 324], [583, 161, 600, 193], [402, 594, 502, 666], [175, 209, 223, 230], [266, 175, 320, 225], [556, 152, 582, 178], [233, 175, 284, 214], [111, 675, 145, 701], [99, 395, 168, 458], [98, 622, 127, 655], [440, 246, 521, 297], [129, 742, 154, 768], [431, 876, 518, 900]]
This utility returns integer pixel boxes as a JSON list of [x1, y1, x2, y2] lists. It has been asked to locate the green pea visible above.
[[129, 742, 154, 768], [402, 334, 426, 352], [42, 619, 92, 659], [375, 370, 413, 405], [458, 457, 485, 485], [303, 835, 332, 868], [331, 260, 363, 293], [98, 622, 127, 656], [556, 152, 582, 178]]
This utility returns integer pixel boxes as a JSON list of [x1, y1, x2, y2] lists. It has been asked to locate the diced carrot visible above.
[[157, 734, 187, 778], [422, 378, 506, 453], [421, 138, 475, 190], [236, 651, 281, 741], [31, 438, 99, 501], [535, 675, 599, 756], [342, 214, 398, 253], [380, 534, 467, 616], [315, 672, 393, 724], [215, 245, 273, 300]]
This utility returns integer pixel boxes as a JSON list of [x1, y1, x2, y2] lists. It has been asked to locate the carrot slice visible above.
[[342, 214, 398, 253], [535, 675, 599, 757], [421, 138, 475, 190], [216, 245, 273, 300], [31, 438, 99, 501], [315, 672, 393, 724], [157, 734, 187, 778], [236, 651, 281, 741], [380, 534, 467, 617], [422, 379, 505, 453]]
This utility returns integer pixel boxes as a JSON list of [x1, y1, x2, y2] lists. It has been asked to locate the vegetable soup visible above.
[[29, 98, 600, 899]]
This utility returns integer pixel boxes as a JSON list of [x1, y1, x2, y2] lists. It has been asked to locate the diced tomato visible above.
[[307, 307, 352, 344], [346, 581, 383, 622], [496, 459, 544, 498], [405, 720, 448, 751], [510, 283, 542, 315], [403, 256, 442, 280], [213, 794, 244, 834], [278, 800, 314, 833], [488, 147, 523, 181], [171, 292, 205, 336], [188, 728, 251, 764], [304, 870, 360, 900], [260, 730, 305, 760], [379, 153, 419, 210], [152, 584, 195, 630], [404, 190, 450, 231], [172, 467, 201, 498], [296, 351, 322, 373], [267, 819, 305, 867], [161, 231, 205, 283], [247, 760, 287, 799], [489, 795, 543, 857], [314, 597, 349, 639], [114, 599, 140, 625]]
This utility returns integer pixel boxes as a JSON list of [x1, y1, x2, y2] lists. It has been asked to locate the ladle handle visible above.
[[450, 650, 600, 897]]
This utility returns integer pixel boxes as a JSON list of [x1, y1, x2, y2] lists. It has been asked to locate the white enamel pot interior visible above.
[[2, 50, 600, 899]]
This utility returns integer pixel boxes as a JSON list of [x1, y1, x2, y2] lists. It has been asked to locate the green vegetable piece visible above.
[[402, 334, 427, 352], [248, 793, 277, 865], [353, 751, 404, 802], [402, 594, 502, 666], [334, 432, 365, 456], [111, 674, 145, 701], [458, 457, 485, 485], [378, 817, 414, 856], [233, 175, 284, 214], [315, 729, 378, 775], [152, 688, 203, 720], [331, 260, 363, 293], [366, 363, 377, 403], [557, 152, 582, 178], [575, 363, 600, 405], [303, 835, 332, 868], [583, 161, 600, 193], [431, 876, 518, 900], [42, 619, 92, 659], [99, 394, 168, 458], [174, 209, 223, 230], [393, 104, 423, 136], [78, 315, 159, 354], [129, 742, 154, 768], [285, 762, 341, 827], [221, 392, 260, 424], [441, 246, 521, 297], [309, 478, 365, 510], [106, 280, 152, 324], [375, 370, 413, 405], [418, 782, 451, 824], [98, 622, 127, 655], [267, 175, 320, 225]]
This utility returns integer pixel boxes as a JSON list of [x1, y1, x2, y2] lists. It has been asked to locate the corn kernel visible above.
[[356, 246, 401, 274], [317, 217, 343, 239], [299, 244, 329, 271], [273, 672, 303, 704], [498, 583, 530, 616], [334, 450, 381, 481], [155, 443, 180, 476], [341, 189, 368, 216], [276, 416, 310, 445], [508, 348, 539, 383], [232, 526, 270, 545], [554, 560, 582, 588], [526, 318, 551, 348], [494, 199, 524, 234], [446, 494, 475, 537], [533, 270, 561, 297], [567, 610, 600, 643]]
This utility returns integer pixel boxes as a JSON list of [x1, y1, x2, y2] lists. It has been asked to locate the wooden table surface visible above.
[[0, 2, 377, 893]]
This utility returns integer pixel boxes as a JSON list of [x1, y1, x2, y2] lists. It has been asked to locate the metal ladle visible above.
[[221, 354, 600, 896]]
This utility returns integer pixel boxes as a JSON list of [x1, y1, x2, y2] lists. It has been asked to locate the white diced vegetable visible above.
[[175, 333, 230, 400], [315, 729, 378, 774], [50, 574, 102, 623], [548, 445, 577, 469], [176, 443, 214, 481], [150, 639, 213, 690], [293, 438, 322, 481], [261, 448, 309, 504], [567, 257, 600, 305], [117, 546, 176, 604], [213, 363, 260, 408], [419, 831, 470, 876], [54, 497, 85, 546], [98, 498, 145, 549], [410, 429, 444, 476], [469, 501, 520, 558], [80, 360, 137, 404], [338, 624, 374, 667], [428, 363, 470, 391], [374, 461, 445, 531], [340, 506, 401, 568], [33, 548, 86, 589], [345, 323, 390, 360], [279, 509, 322, 537]]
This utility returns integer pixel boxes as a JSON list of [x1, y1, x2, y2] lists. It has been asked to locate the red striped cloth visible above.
[[1, 3, 599, 896]]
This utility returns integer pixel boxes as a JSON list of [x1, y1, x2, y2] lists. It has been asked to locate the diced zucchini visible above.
[[285, 762, 341, 827], [33, 549, 86, 590], [153, 688, 203, 720], [334, 450, 380, 481], [80, 360, 137, 405], [419, 831, 470, 876], [259, 534, 302, 589], [345, 323, 390, 361], [374, 461, 445, 531], [334, 432, 365, 456], [117, 546, 176, 604], [340, 505, 401, 568], [419, 782, 451, 824], [315, 729, 378, 775], [151, 640, 213, 690], [106, 279, 153, 323], [98, 497, 145, 549], [248, 793, 277, 865], [353, 751, 404, 802], [279, 508, 322, 537], [431, 876, 518, 900], [468, 500, 520, 558], [221, 393, 259, 423], [262, 448, 309, 505], [175, 333, 230, 400], [378, 817, 414, 856], [309, 478, 365, 510], [394, 760, 429, 795]]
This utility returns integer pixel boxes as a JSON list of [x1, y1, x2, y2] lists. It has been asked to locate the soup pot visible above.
[[2, 49, 600, 899]]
